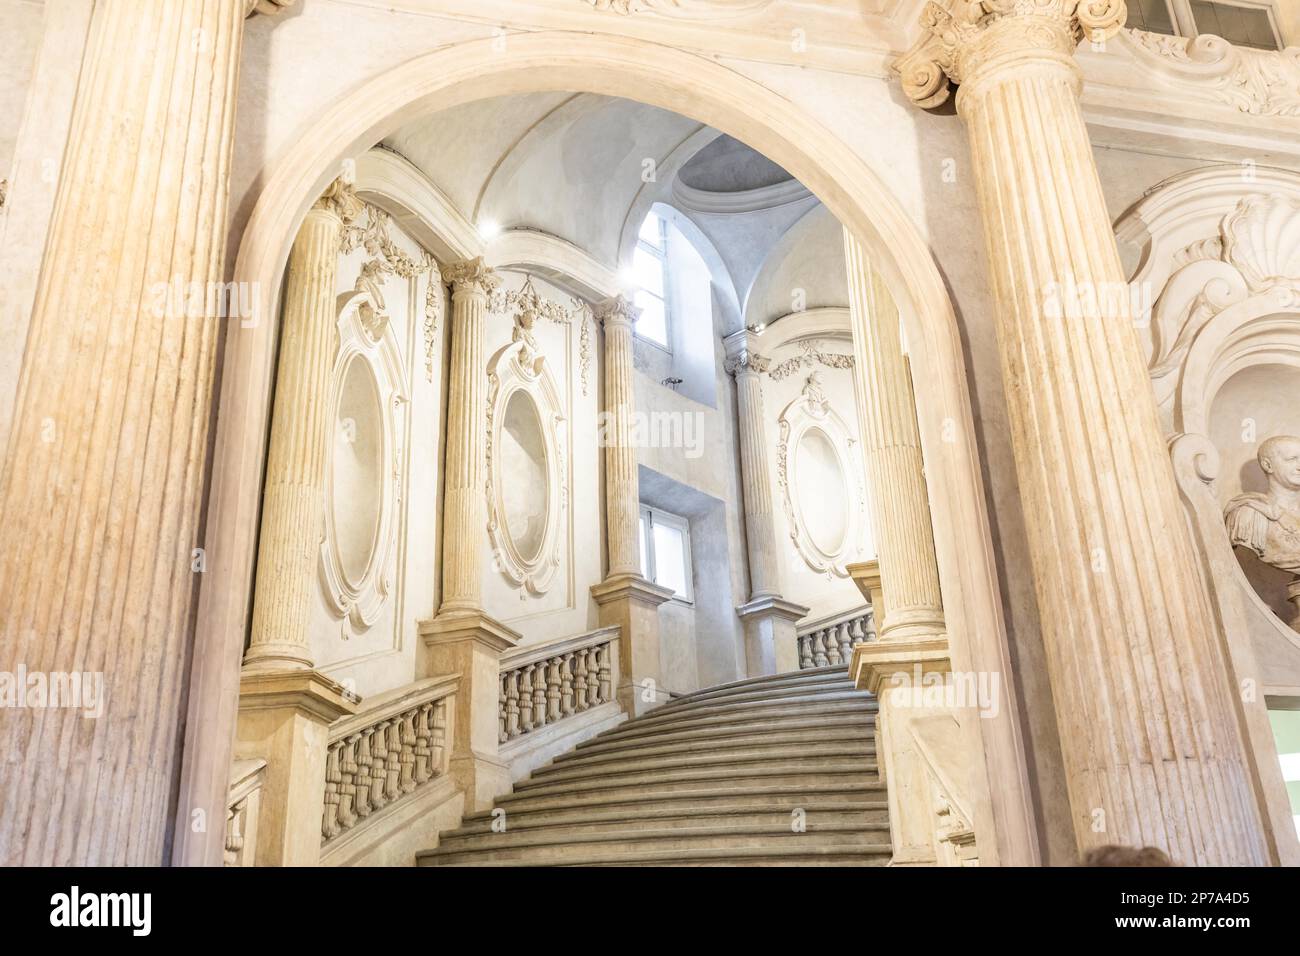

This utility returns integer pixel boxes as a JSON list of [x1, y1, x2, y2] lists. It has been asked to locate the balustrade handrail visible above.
[[499, 626, 620, 746], [322, 675, 459, 845], [499, 625, 620, 672], [796, 604, 874, 670], [328, 674, 459, 744], [797, 603, 874, 637], [225, 758, 266, 867]]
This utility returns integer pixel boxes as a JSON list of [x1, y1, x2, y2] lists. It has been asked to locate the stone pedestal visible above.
[[592, 573, 674, 716], [737, 596, 808, 676], [234, 669, 357, 866], [420, 613, 519, 810], [0, 0, 284, 866], [896, 0, 1271, 864], [847, 560, 885, 634]]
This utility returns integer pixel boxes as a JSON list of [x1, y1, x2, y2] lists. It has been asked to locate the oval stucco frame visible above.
[[180, 31, 1036, 866]]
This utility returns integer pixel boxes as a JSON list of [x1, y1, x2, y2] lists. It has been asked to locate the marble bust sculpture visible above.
[[1225, 436, 1300, 632], [1225, 435, 1300, 575]]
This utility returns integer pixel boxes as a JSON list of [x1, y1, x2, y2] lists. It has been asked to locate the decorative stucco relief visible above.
[[342, 204, 443, 382], [488, 274, 594, 395], [776, 372, 867, 578], [319, 289, 410, 637], [485, 276, 570, 595], [1125, 29, 1300, 118], [767, 338, 854, 381]]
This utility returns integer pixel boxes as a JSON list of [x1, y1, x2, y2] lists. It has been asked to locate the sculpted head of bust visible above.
[[1259, 435, 1300, 496]]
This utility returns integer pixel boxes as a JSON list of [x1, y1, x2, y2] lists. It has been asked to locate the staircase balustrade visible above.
[[321, 676, 457, 845], [796, 605, 874, 669], [499, 627, 619, 744]]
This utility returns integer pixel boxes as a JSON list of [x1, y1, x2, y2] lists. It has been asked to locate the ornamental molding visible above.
[[319, 290, 410, 637], [489, 274, 595, 396], [342, 203, 443, 383], [776, 372, 868, 578], [893, 0, 1126, 109], [485, 308, 568, 596], [767, 338, 855, 381], [582, 0, 775, 18], [724, 348, 771, 376], [1122, 29, 1300, 118]]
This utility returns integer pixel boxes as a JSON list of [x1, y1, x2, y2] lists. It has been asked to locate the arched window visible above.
[[631, 212, 671, 348]]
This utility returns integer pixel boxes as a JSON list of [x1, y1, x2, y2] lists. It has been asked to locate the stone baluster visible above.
[[322, 748, 342, 841], [498, 676, 509, 745], [519, 666, 535, 734], [546, 660, 562, 723], [338, 737, 359, 831], [574, 652, 590, 712], [561, 654, 576, 716], [415, 706, 433, 785], [354, 731, 374, 820], [505, 671, 521, 740], [894, 0, 1272, 864], [799, 636, 814, 670]]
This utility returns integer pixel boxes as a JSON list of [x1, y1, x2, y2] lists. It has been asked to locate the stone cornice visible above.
[[894, 0, 1126, 109], [442, 256, 501, 296]]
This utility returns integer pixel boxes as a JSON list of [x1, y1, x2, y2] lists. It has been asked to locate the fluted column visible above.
[[244, 179, 362, 671], [724, 330, 808, 674], [420, 257, 517, 809], [843, 232, 945, 642], [896, 0, 1271, 864], [0, 0, 289, 866], [437, 258, 499, 613], [599, 295, 643, 577], [724, 336, 780, 598], [591, 295, 672, 713]]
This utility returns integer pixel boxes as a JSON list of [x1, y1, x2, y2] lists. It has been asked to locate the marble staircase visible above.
[[417, 665, 889, 866]]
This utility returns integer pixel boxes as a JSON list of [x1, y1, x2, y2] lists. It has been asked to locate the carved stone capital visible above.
[[595, 293, 641, 328], [312, 176, 363, 225], [724, 349, 771, 376], [893, 0, 1127, 110], [245, 0, 297, 18], [442, 257, 501, 297]]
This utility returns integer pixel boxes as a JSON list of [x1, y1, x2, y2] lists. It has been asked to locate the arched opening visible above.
[[182, 31, 1035, 867]]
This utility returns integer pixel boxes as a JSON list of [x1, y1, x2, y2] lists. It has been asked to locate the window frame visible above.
[[632, 213, 674, 353], [639, 504, 693, 604]]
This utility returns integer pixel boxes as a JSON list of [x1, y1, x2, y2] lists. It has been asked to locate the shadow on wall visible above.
[[638, 465, 744, 693]]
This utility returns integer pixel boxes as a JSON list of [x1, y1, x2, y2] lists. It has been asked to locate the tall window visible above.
[[1127, 0, 1282, 50], [631, 212, 671, 349], [639, 505, 692, 602]]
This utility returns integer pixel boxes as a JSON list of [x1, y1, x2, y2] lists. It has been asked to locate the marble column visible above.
[[896, 0, 1271, 864], [0, 0, 292, 867], [591, 295, 672, 715], [421, 258, 518, 809], [842, 233, 946, 646], [724, 330, 808, 675], [234, 178, 362, 865], [244, 178, 362, 672]]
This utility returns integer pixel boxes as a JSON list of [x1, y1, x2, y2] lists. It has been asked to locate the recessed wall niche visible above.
[[319, 289, 410, 635]]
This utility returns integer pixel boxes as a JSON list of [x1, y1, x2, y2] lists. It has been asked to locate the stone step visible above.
[[483, 780, 886, 816], [656, 667, 856, 708], [559, 716, 872, 763], [420, 843, 891, 867], [592, 695, 875, 743], [529, 740, 873, 782], [508, 764, 878, 802], [449, 801, 889, 837], [650, 684, 875, 721], [421, 822, 889, 865]]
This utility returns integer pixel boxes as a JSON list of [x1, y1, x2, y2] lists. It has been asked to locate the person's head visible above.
[[1080, 845, 1175, 867], [1259, 435, 1300, 494]]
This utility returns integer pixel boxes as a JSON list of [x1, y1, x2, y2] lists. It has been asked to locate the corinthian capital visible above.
[[596, 293, 642, 328], [724, 349, 771, 376], [442, 257, 501, 296], [312, 176, 364, 227], [893, 0, 1127, 109]]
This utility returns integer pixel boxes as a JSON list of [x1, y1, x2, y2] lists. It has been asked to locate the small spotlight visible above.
[[477, 219, 501, 240], [747, 322, 767, 335]]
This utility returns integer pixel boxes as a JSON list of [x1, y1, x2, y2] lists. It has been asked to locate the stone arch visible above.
[[182, 31, 1037, 866]]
